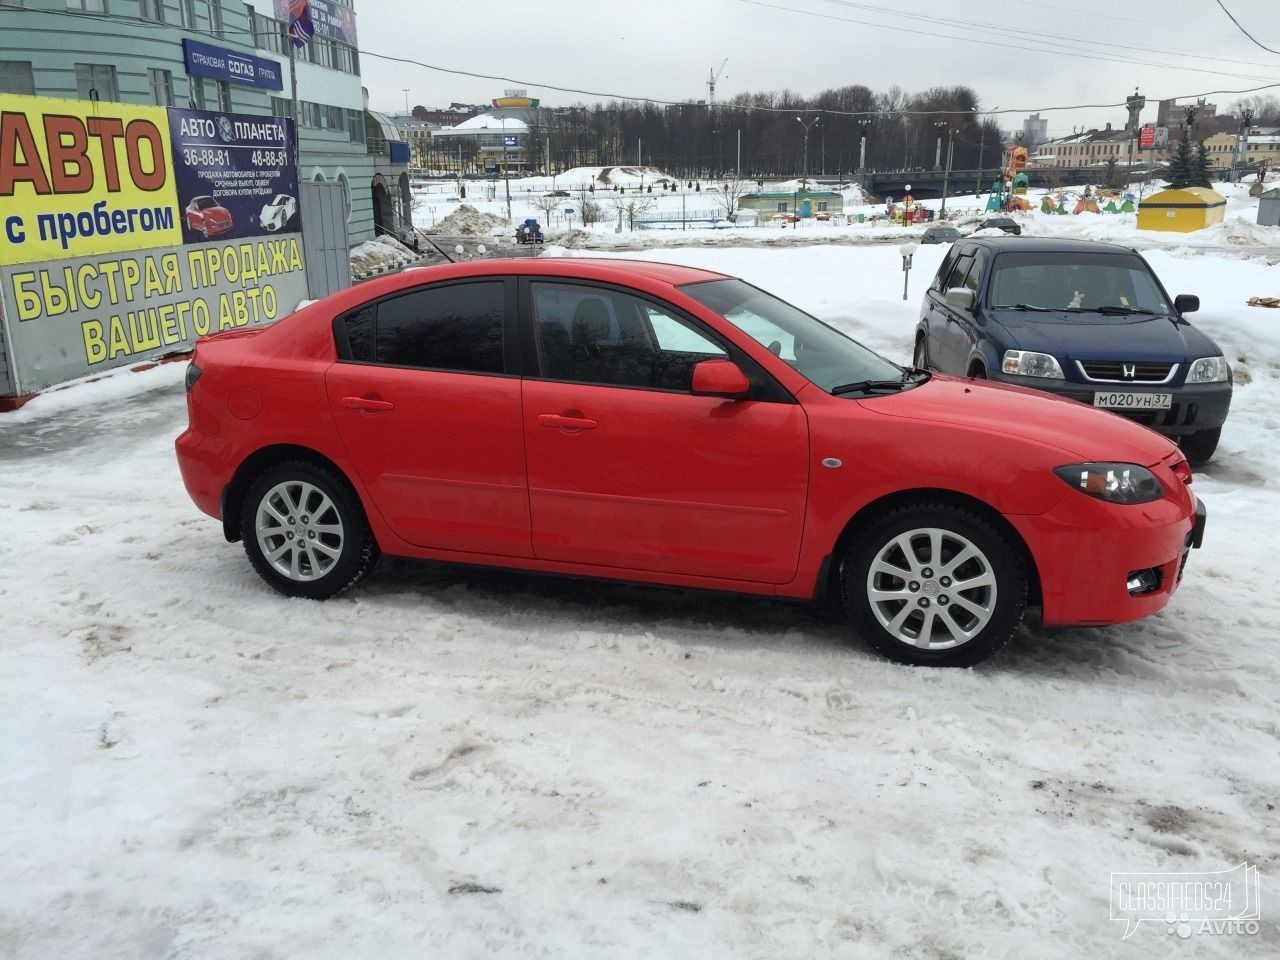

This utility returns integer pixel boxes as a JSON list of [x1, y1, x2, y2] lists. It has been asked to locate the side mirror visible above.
[[944, 287, 976, 312], [1174, 294, 1199, 314], [691, 359, 750, 399]]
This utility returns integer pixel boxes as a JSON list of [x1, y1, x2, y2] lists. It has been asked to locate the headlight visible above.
[[1002, 350, 1064, 379], [1186, 356, 1229, 383], [1053, 462, 1164, 504]]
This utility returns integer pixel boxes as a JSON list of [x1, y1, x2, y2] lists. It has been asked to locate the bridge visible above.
[[812, 166, 1163, 200]]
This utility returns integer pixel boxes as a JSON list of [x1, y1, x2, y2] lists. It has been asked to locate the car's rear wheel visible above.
[[1180, 427, 1221, 465], [240, 461, 377, 599], [841, 504, 1026, 666]]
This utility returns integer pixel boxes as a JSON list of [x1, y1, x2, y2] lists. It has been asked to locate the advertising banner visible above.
[[169, 109, 299, 243], [182, 38, 284, 92], [1, 234, 308, 392], [275, 0, 358, 46], [0, 93, 183, 267]]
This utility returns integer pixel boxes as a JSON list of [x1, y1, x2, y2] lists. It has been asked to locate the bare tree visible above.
[[711, 178, 750, 221], [575, 187, 605, 226], [610, 194, 656, 230], [533, 194, 560, 226]]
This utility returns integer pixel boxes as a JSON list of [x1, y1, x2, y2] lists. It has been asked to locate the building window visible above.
[[181, 0, 197, 28], [190, 75, 205, 109], [0, 60, 36, 95], [74, 63, 118, 101], [326, 104, 344, 132], [817, 200, 829, 211], [148, 68, 173, 106], [139, 0, 164, 22], [348, 109, 364, 143], [270, 96, 290, 118], [67, 0, 107, 11], [776, 202, 787, 212], [207, 0, 223, 34], [216, 80, 232, 112]]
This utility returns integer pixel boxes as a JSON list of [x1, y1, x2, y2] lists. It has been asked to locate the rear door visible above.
[[519, 280, 809, 584], [324, 277, 533, 557]]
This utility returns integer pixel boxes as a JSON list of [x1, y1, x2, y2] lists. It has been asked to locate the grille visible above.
[[1078, 360, 1176, 383]]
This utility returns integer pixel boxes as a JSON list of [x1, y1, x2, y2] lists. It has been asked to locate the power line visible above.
[[739, 0, 1280, 84], [814, 0, 1280, 74], [1, 2, 1278, 119], [1213, 0, 1280, 56]]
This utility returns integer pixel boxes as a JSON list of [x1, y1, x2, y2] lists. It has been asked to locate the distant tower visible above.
[[1125, 88, 1145, 133]]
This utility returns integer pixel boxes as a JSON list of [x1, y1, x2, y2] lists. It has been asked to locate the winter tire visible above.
[[1180, 427, 1220, 465], [240, 461, 377, 599], [842, 503, 1026, 666]]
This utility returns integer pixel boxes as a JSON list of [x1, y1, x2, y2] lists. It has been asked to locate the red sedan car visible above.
[[176, 258, 1205, 666], [184, 195, 233, 239]]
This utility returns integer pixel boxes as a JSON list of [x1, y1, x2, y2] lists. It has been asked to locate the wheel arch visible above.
[[818, 487, 1043, 608], [221, 444, 364, 544]]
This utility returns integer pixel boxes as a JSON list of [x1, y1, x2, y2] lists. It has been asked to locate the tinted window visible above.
[[531, 282, 724, 391], [962, 249, 988, 293], [349, 282, 505, 373], [943, 254, 973, 291], [932, 247, 960, 292]]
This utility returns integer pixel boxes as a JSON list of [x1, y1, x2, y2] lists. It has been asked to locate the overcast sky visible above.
[[354, 0, 1280, 135]]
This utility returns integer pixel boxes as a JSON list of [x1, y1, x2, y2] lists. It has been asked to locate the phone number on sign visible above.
[[182, 148, 230, 167], [251, 149, 286, 167]]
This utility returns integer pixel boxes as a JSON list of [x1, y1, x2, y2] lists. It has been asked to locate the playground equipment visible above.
[[1072, 185, 1101, 215], [985, 146, 1032, 212]]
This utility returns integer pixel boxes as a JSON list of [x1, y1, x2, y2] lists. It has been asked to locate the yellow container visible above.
[[1136, 187, 1226, 232]]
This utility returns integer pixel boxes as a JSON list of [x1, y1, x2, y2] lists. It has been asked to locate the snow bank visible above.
[[431, 203, 510, 236], [348, 234, 420, 276]]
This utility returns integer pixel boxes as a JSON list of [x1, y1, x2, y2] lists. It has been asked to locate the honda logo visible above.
[[1122, 363, 1136, 380]]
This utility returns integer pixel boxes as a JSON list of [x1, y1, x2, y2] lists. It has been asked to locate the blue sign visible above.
[[182, 39, 284, 92], [169, 108, 299, 244]]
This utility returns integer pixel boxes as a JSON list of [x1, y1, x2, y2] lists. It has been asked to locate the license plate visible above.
[[1093, 391, 1172, 410]]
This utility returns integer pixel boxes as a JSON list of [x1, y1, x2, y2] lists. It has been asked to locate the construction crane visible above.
[[707, 59, 728, 106]]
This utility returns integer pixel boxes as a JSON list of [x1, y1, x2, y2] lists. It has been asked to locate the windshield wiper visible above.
[[995, 303, 1052, 311], [831, 370, 926, 396], [1093, 305, 1158, 315]]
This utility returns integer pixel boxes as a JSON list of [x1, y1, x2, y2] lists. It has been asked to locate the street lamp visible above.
[[975, 105, 997, 194], [796, 115, 821, 179]]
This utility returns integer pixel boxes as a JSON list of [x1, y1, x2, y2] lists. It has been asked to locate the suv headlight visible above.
[[1053, 462, 1164, 504], [1187, 356, 1229, 383], [1002, 350, 1064, 379]]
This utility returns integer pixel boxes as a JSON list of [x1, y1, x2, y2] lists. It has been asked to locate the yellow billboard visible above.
[[0, 93, 183, 266]]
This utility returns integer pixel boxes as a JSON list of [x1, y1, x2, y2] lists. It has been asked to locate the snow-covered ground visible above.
[[3, 241, 1278, 958], [411, 173, 1280, 259]]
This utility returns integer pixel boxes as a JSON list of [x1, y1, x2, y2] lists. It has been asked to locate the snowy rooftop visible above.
[[433, 113, 530, 136]]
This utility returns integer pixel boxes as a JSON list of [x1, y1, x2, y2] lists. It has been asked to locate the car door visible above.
[[947, 248, 988, 371], [519, 279, 809, 584], [931, 249, 975, 372], [324, 277, 533, 558]]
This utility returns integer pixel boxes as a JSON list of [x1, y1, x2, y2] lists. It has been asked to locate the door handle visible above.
[[342, 395, 395, 412], [538, 413, 598, 431]]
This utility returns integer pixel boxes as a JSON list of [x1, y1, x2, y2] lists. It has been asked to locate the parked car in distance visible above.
[[921, 225, 962, 244], [184, 195, 233, 239], [516, 219, 544, 244], [177, 258, 1204, 667], [259, 194, 297, 232], [545, 190, 571, 198], [978, 217, 1021, 236], [914, 237, 1231, 463]]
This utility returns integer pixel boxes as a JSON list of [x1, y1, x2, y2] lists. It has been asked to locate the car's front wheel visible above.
[[841, 503, 1027, 666], [240, 461, 377, 599], [1180, 427, 1220, 465], [913, 336, 929, 369]]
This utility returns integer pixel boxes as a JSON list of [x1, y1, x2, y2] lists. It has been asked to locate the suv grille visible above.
[[1078, 360, 1176, 383]]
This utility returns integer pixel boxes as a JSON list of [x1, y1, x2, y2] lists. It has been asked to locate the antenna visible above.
[[707, 59, 728, 106]]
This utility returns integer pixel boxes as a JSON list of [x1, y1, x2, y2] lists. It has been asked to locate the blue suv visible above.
[[914, 237, 1232, 463]]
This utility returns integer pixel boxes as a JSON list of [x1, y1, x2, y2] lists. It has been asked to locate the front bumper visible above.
[[986, 371, 1231, 437], [1009, 485, 1204, 628]]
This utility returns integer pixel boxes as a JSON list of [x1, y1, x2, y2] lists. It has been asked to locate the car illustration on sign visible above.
[[184, 195, 233, 239], [176, 258, 1205, 668], [259, 194, 297, 232]]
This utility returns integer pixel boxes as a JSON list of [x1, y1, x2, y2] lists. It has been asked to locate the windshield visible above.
[[194, 197, 216, 210], [681, 278, 904, 392], [989, 251, 1171, 315]]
